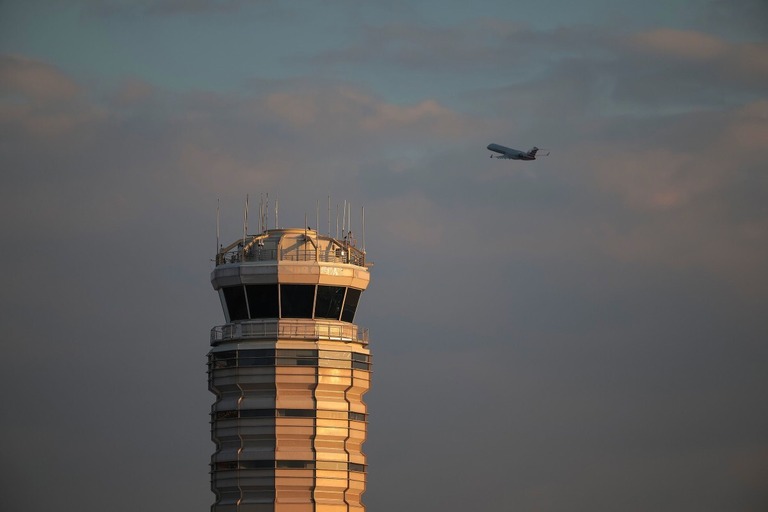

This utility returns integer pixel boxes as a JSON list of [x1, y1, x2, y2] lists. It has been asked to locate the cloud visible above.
[[0, 63, 482, 242], [602, 28, 767, 110], [0, 54, 80, 101], [261, 86, 468, 138], [112, 77, 155, 104], [628, 28, 768, 86], [317, 20, 614, 75], [631, 28, 729, 60], [0, 54, 106, 137], [317, 19, 766, 116]]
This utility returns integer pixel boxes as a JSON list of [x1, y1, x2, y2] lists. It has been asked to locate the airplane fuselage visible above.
[[487, 143, 539, 160]]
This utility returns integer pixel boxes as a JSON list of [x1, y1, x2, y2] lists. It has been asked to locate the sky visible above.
[[1, 1, 767, 511]]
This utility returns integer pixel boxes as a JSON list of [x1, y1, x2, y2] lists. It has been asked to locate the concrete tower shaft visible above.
[[209, 228, 371, 512]]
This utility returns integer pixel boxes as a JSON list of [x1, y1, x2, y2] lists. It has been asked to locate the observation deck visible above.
[[210, 318, 369, 346]]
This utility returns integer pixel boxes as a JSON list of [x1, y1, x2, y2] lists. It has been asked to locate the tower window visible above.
[[245, 284, 279, 318], [315, 285, 346, 320], [222, 286, 248, 321], [348, 463, 366, 473], [352, 352, 371, 370], [280, 284, 315, 318], [341, 288, 361, 323], [276, 460, 315, 469]]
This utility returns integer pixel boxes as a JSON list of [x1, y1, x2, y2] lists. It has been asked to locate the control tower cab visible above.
[[208, 228, 372, 512]]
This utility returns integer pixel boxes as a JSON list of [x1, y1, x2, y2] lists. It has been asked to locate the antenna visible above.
[[265, 193, 269, 233], [348, 202, 352, 239], [275, 193, 279, 229], [342, 200, 347, 238], [243, 194, 249, 247], [216, 198, 220, 259], [362, 206, 365, 254], [316, 200, 319, 233], [336, 204, 339, 239], [327, 195, 331, 237]]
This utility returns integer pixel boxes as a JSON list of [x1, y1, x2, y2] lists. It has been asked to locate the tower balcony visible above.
[[211, 319, 369, 346]]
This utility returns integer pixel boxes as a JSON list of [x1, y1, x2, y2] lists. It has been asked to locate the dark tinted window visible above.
[[280, 284, 315, 318], [276, 460, 315, 469], [276, 409, 315, 417], [215, 410, 239, 420], [239, 460, 274, 469], [239, 348, 276, 366], [246, 285, 279, 318], [240, 409, 275, 418], [214, 409, 317, 420], [315, 286, 345, 320], [210, 350, 237, 369], [276, 349, 317, 366], [210, 349, 275, 368], [241, 349, 276, 358], [341, 288, 361, 323], [222, 286, 248, 321], [352, 352, 371, 370]]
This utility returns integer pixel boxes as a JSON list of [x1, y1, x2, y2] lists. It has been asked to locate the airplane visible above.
[[487, 143, 549, 160]]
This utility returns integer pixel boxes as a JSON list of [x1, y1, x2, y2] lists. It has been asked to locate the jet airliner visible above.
[[487, 143, 548, 160]]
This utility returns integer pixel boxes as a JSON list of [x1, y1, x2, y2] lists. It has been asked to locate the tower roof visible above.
[[215, 228, 366, 268], [212, 228, 370, 291]]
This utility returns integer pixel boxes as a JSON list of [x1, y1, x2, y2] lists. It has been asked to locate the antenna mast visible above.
[[243, 194, 249, 247]]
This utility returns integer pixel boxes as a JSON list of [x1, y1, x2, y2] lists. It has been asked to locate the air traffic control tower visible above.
[[209, 227, 372, 512]]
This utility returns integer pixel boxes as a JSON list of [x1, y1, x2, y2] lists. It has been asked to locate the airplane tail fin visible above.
[[529, 147, 550, 157]]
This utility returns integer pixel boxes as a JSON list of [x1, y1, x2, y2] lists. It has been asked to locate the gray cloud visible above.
[[318, 20, 768, 114], [0, 54, 81, 101], [317, 20, 615, 75]]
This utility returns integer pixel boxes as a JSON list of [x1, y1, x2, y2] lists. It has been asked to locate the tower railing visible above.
[[216, 245, 365, 267], [211, 319, 369, 345], [215, 229, 368, 267]]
